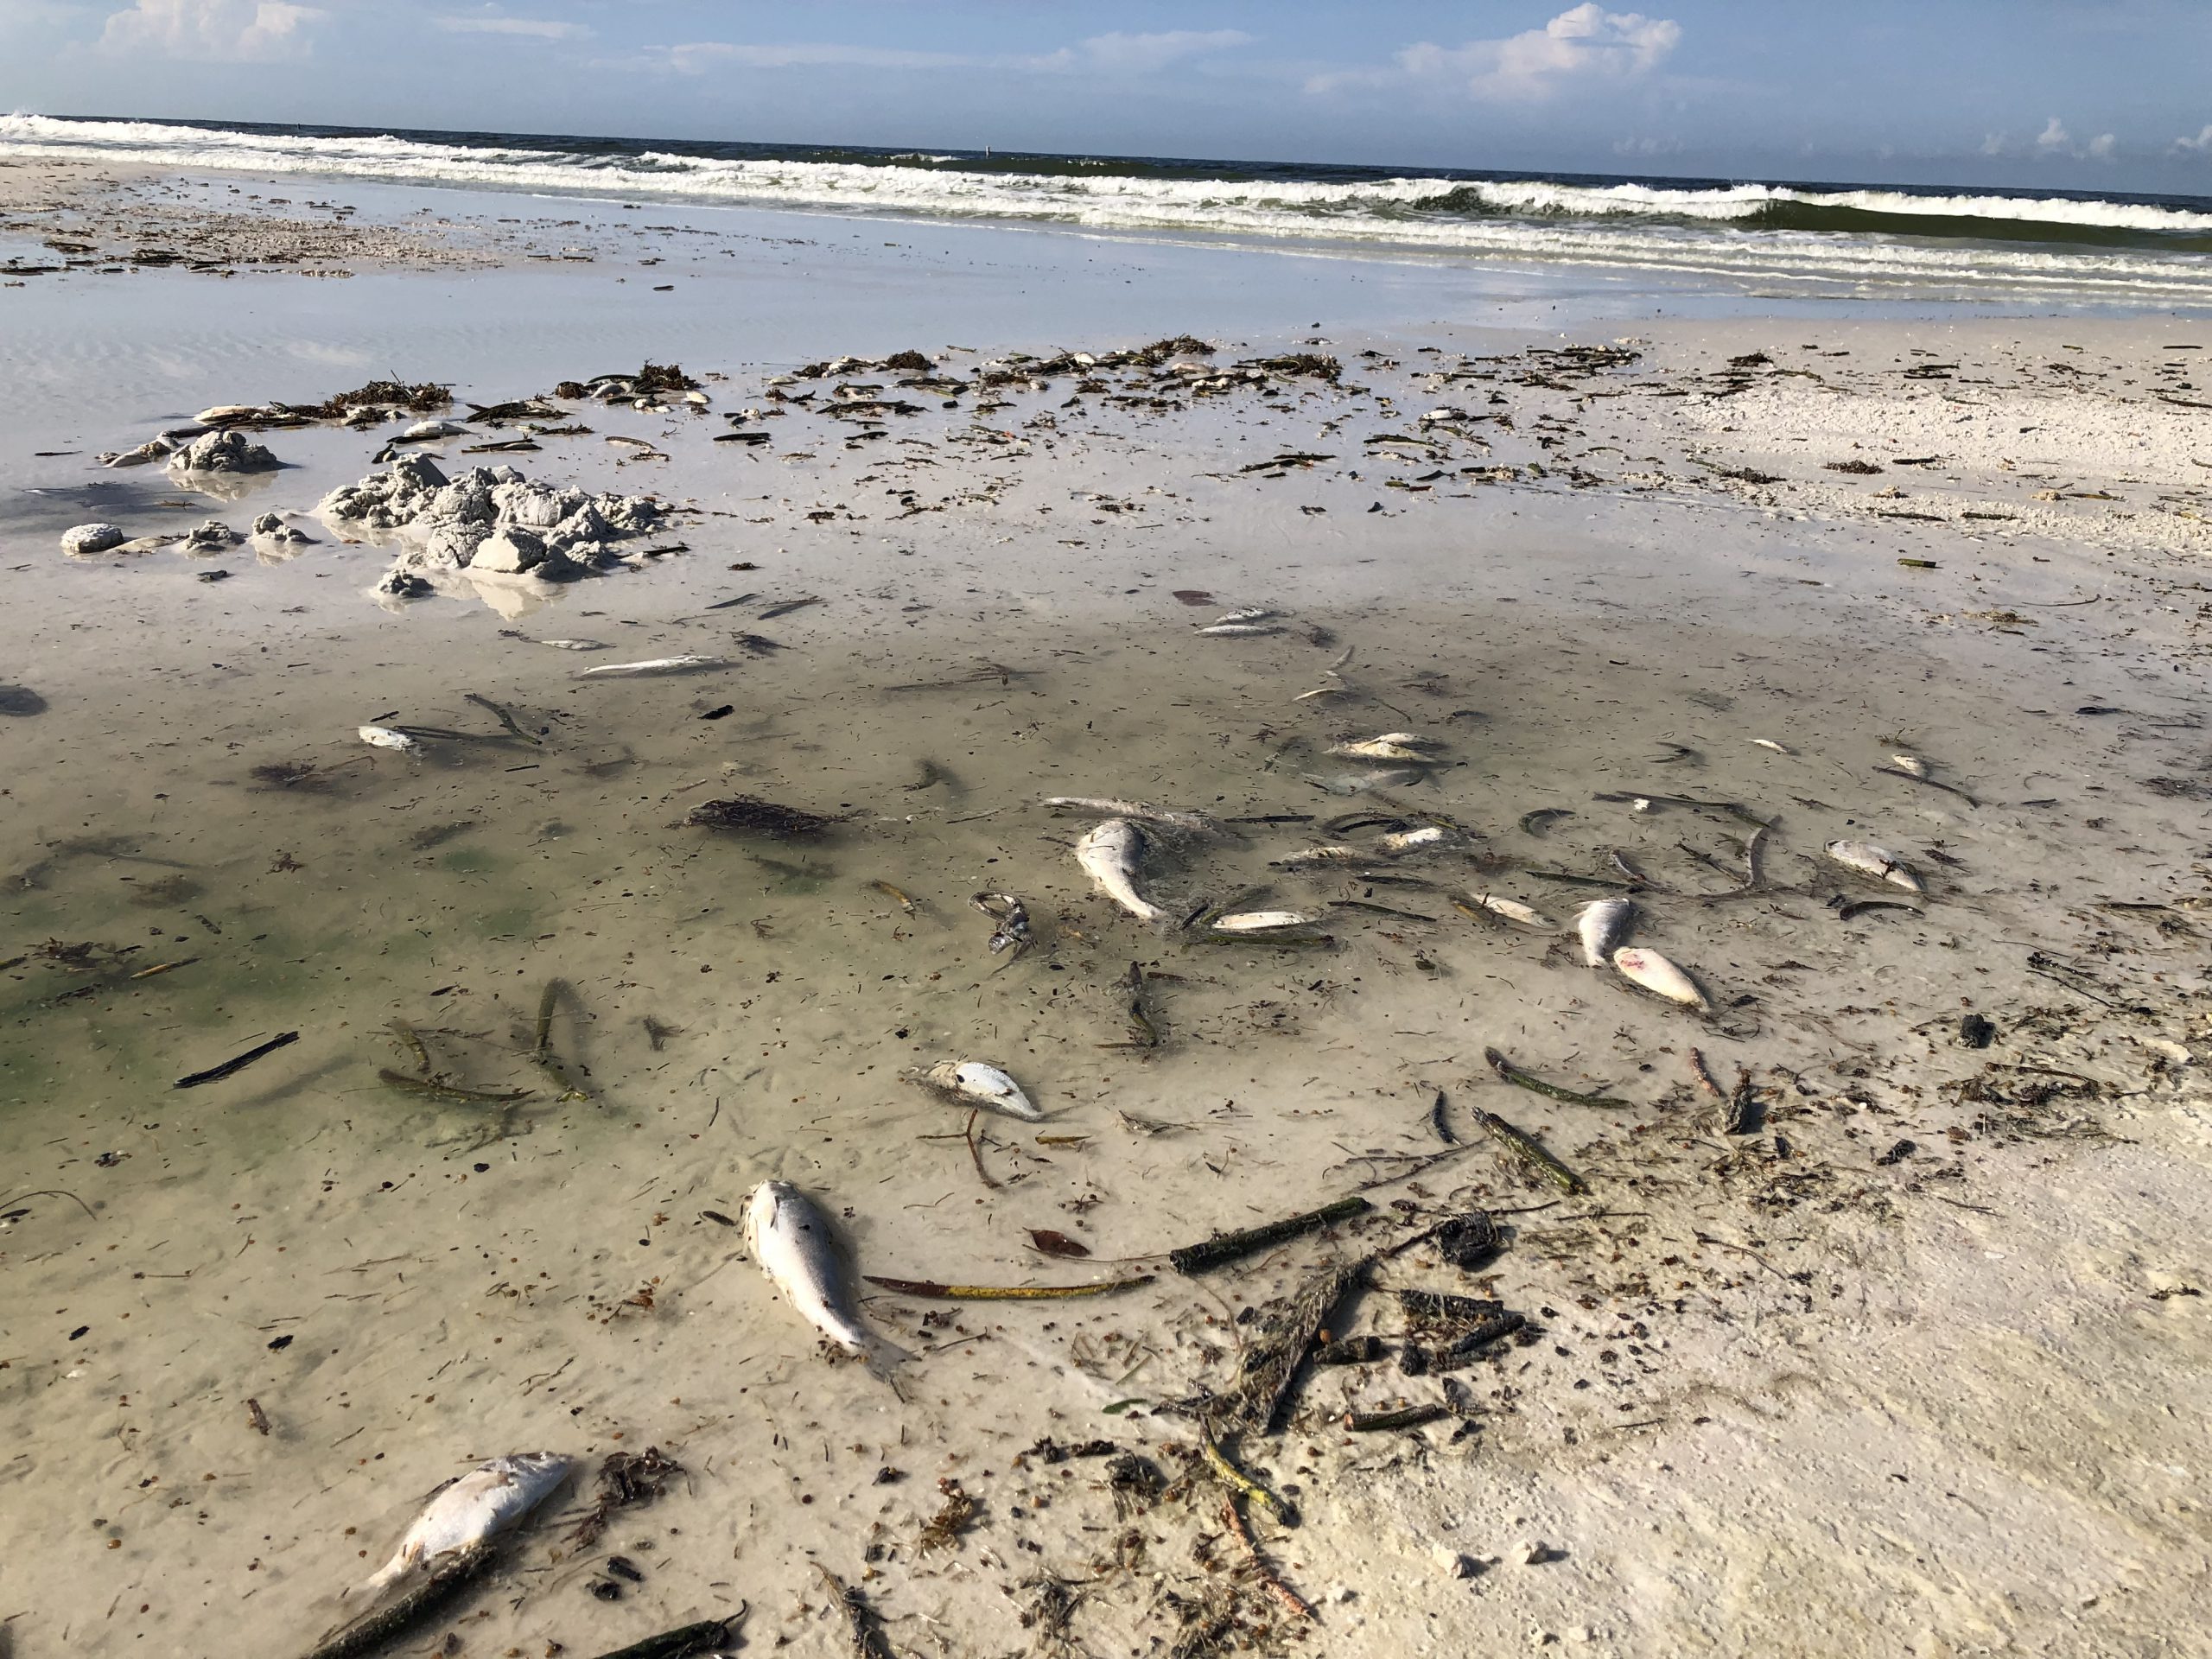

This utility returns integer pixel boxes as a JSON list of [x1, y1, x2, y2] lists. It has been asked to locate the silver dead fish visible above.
[[358, 724, 421, 753], [1042, 797, 1230, 839], [578, 655, 729, 677], [537, 639, 608, 652], [1461, 891, 1555, 929], [917, 1060, 1040, 1120], [1210, 909, 1321, 932], [743, 1180, 903, 1371], [1328, 732, 1447, 763], [361, 1453, 569, 1593], [1196, 622, 1284, 637], [1576, 897, 1636, 967], [1825, 839, 1923, 893], [1611, 945, 1710, 1011], [1075, 818, 1169, 925]]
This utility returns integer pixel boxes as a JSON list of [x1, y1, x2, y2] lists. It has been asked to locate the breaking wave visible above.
[[7, 112, 2212, 302]]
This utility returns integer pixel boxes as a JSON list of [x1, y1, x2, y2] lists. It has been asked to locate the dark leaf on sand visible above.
[[1171, 589, 1215, 607], [1029, 1229, 1091, 1259], [0, 684, 48, 716]]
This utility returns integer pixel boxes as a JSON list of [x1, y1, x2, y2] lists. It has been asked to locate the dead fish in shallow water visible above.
[[971, 891, 1033, 957], [1576, 897, 1636, 967], [537, 639, 608, 652], [1329, 732, 1446, 763], [1376, 825, 1452, 855], [358, 725, 421, 753], [1459, 892, 1555, 929], [1611, 945, 1710, 1011], [1196, 621, 1284, 637], [1075, 819, 1169, 924], [1042, 797, 1230, 838], [1207, 606, 1284, 626], [579, 655, 728, 677], [917, 1060, 1039, 1120], [362, 1452, 569, 1592], [1825, 839, 1923, 893], [1210, 909, 1321, 932], [742, 1180, 904, 1371], [1300, 767, 1428, 797]]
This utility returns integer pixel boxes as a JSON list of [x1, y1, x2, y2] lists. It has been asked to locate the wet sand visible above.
[[3, 161, 2210, 1659]]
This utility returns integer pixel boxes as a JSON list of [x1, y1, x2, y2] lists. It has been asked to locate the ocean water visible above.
[[8, 111, 2212, 304]]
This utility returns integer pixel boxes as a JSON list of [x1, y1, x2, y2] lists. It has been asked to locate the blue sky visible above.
[[5, 1, 2212, 192]]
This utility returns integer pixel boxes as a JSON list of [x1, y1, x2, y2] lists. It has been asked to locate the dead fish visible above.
[[1825, 839, 1923, 893], [1211, 909, 1321, 932], [1576, 897, 1635, 967], [1329, 733, 1446, 763], [579, 655, 729, 677], [1611, 945, 1710, 1011], [1751, 738, 1791, 754], [742, 1180, 903, 1371], [537, 639, 608, 652], [1196, 622, 1285, 637], [1293, 682, 1351, 702], [1075, 819, 1169, 925], [1375, 825, 1453, 855], [362, 1453, 569, 1592], [358, 725, 421, 753], [918, 1060, 1039, 1121], [1300, 767, 1428, 796], [1042, 797, 1230, 839], [971, 891, 1033, 957], [1888, 753, 1929, 779], [1209, 606, 1285, 626], [1461, 892, 1555, 929], [194, 404, 264, 424]]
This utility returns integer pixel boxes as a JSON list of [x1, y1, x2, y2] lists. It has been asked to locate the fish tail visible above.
[[861, 1333, 915, 1382]]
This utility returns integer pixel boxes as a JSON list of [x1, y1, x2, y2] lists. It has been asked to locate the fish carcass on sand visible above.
[[1075, 818, 1170, 925], [1462, 892, 1554, 929], [1210, 909, 1320, 932], [1041, 797, 1230, 839], [358, 725, 420, 753], [743, 1180, 904, 1371], [918, 1059, 1039, 1120], [1328, 732, 1447, 763], [362, 1452, 569, 1592], [577, 655, 729, 677], [1611, 946, 1710, 1011], [1825, 839, 1924, 893], [1576, 898, 1635, 967]]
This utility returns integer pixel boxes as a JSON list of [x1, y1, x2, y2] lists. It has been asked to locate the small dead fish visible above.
[[1375, 825, 1452, 855], [1576, 897, 1635, 967], [537, 639, 608, 652], [1459, 892, 1554, 929], [1329, 732, 1446, 763], [1888, 753, 1929, 779], [743, 1180, 904, 1371], [362, 1453, 569, 1592], [1293, 682, 1351, 702], [1210, 910, 1321, 932], [972, 891, 1033, 957], [1751, 738, 1791, 754], [1825, 839, 1923, 893], [1196, 622, 1284, 637], [918, 1060, 1040, 1121], [1300, 768, 1428, 796], [579, 656, 729, 677], [1042, 797, 1229, 838], [1611, 945, 1709, 1011], [1209, 606, 1285, 626], [359, 725, 421, 753], [1075, 819, 1169, 925]]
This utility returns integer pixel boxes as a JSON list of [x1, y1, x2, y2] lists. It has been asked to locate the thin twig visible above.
[[1219, 1501, 1317, 1623]]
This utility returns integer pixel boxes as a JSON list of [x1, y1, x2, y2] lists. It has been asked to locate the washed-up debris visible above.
[[684, 794, 849, 838], [1477, 1109, 1586, 1194], [358, 724, 420, 753], [1329, 732, 1447, 764], [174, 1030, 299, 1089], [864, 1274, 1154, 1300], [553, 362, 702, 404], [815, 1565, 896, 1659], [566, 1446, 684, 1548], [1217, 1256, 1371, 1432], [581, 655, 727, 677], [316, 453, 666, 595], [972, 891, 1034, 958], [168, 429, 279, 474], [1198, 1423, 1296, 1524], [744, 1180, 905, 1370], [1344, 1404, 1450, 1432], [59, 523, 126, 555], [1169, 1196, 1370, 1276], [584, 1615, 744, 1659], [1485, 1047, 1630, 1108], [302, 1540, 495, 1659]]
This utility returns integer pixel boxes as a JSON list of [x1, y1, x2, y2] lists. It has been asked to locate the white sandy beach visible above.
[[1, 154, 2209, 1659]]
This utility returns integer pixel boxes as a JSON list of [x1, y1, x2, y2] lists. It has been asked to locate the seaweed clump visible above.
[[683, 795, 849, 839]]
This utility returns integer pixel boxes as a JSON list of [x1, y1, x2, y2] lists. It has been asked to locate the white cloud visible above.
[[1313, 3, 1680, 101], [435, 15, 589, 41], [2034, 115, 2071, 152], [2175, 124, 2212, 154], [642, 40, 970, 74], [1045, 29, 1254, 73], [100, 0, 322, 60], [1980, 130, 2008, 156], [2031, 116, 2117, 162], [2085, 131, 2115, 160]]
